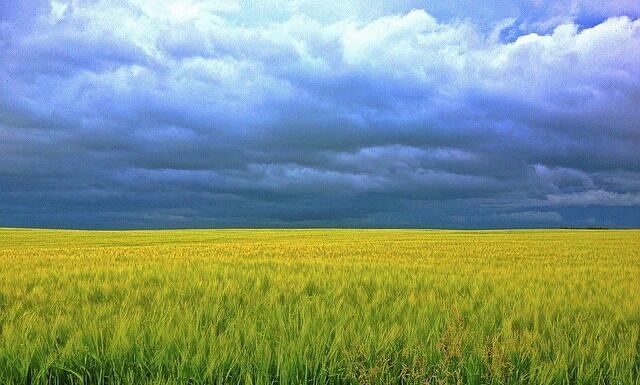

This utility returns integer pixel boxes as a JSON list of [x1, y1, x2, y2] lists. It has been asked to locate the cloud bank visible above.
[[1, 0, 639, 228]]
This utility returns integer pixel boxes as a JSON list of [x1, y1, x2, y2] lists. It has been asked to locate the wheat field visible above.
[[0, 228, 638, 384]]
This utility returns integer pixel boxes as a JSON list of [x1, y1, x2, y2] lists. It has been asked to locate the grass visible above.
[[0, 228, 638, 384]]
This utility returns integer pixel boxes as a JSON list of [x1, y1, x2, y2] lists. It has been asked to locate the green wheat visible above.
[[0, 228, 638, 384]]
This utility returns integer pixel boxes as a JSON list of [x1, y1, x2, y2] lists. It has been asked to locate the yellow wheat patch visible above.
[[0, 228, 638, 384]]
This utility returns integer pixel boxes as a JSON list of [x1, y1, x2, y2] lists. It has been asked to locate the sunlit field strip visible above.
[[0, 229, 638, 384]]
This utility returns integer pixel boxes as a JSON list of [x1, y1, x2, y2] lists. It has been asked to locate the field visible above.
[[0, 228, 638, 385]]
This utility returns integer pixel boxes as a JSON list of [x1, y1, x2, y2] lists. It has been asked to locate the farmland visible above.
[[0, 228, 638, 384]]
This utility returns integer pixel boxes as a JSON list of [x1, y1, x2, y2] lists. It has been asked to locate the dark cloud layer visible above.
[[1, 0, 639, 228]]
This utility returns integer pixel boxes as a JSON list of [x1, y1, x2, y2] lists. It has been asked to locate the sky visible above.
[[1, 0, 639, 229]]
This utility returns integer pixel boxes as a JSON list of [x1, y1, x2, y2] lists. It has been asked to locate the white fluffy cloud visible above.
[[547, 190, 640, 206]]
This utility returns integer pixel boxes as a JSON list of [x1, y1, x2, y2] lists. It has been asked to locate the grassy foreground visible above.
[[0, 229, 638, 385]]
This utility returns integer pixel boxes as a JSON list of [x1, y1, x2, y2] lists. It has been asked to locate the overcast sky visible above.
[[1, 0, 639, 229]]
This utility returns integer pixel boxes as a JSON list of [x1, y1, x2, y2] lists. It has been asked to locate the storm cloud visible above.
[[1, 0, 639, 228]]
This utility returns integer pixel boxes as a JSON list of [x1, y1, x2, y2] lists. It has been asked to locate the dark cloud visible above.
[[1, 1, 639, 229]]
